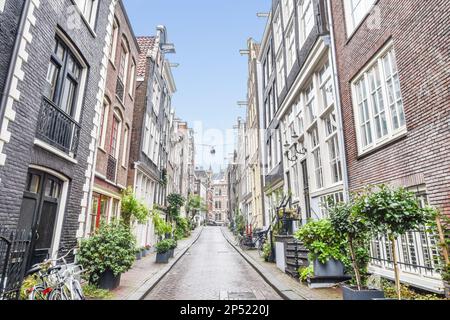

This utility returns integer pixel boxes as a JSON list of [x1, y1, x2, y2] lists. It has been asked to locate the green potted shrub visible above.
[[329, 200, 384, 300], [78, 222, 136, 290], [294, 219, 348, 278], [168, 239, 177, 258], [135, 247, 142, 260], [156, 239, 172, 264], [361, 185, 437, 300], [121, 187, 150, 227]]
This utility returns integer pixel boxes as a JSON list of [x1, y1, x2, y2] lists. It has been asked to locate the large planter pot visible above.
[[98, 270, 121, 291], [169, 249, 175, 258], [313, 259, 345, 277], [156, 252, 170, 264], [141, 249, 147, 257], [135, 251, 142, 260], [342, 285, 385, 300], [445, 281, 450, 299]]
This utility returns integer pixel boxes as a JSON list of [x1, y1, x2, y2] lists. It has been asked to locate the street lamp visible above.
[[284, 138, 307, 163], [161, 43, 176, 54]]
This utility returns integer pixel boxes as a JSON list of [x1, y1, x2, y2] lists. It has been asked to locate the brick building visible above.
[[0, 0, 115, 267], [329, 0, 449, 293], [211, 171, 228, 224], [86, 0, 140, 237]]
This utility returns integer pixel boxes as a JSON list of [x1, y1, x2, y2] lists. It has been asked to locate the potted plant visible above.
[[121, 187, 150, 227], [78, 222, 136, 290], [141, 246, 148, 257], [168, 239, 177, 258], [361, 185, 437, 300], [294, 219, 347, 278], [135, 247, 142, 260], [329, 199, 384, 300], [156, 240, 172, 264], [144, 244, 152, 255]]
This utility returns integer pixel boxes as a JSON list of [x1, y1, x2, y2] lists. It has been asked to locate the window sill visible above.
[[34, 139, 78, 164], [98, 146, 107, 154], [357, 131, 408, 160]]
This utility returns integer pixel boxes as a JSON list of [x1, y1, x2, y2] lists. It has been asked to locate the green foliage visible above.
[[186, 195, 206, 214], [382, 280, 444, 300], [167, 193, 186, 219], [20, 274, 40, 300], [234, 211, 245, 236], [442, 263, 450, 282], [298, 266, 314, 282], [82, 284, 113, 300], [294, 219, 348, 264], [156, 239, 172, 254], [121, 187, 150, 226], [262, 241, 272, 262], [78, 222, 136, 284], [329, 198, 371, 287], [360, 185, 437, 237], [174, 216, 191, 240], [167, 238, 178, 250], [152, 208, 173, 236]]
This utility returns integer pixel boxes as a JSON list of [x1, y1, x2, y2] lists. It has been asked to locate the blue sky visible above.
[[123, 0, 270, 171]]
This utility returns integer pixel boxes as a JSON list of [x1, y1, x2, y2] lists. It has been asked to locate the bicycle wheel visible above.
[[28, 286, 48, 301], [72, 280, 85, 300], [48, 288, 65, 301]]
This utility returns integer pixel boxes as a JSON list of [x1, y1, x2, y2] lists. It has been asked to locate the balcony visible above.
[[36, 97, 81, 157], [106, 155, 117, 182]]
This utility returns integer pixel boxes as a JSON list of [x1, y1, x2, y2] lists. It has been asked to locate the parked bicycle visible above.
[[25, 247, 85, 300]]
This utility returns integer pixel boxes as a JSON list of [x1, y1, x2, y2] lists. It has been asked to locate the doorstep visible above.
[[110, 227, 204, 300], [221, 227, 343, 301]]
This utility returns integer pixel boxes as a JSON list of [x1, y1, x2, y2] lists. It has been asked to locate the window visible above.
[[276, 51, 286, 94], [319, 62, 334, 111], [0, 0, 6, 13], [110, 115, 121, 159], [305, 82, 316, 124], [328, 135, 342, 183], [320, 192, 344, 217], [74, 0, 98, 27], [129, 60, 136, 97], [98, 100, 109, 148], [352, 46, 406, 153], [310, 126, 323, 189], [122, 125, 129, 167], [298, 0, 315, 46], [118, 42, 129, 100], [143, 114, 151, 155], [273, 10, 283, 51], [45, 38, 82, 117], [152, 81, 161, 113], [286, 22, 296, 73], [281, 0, 294, 24], [343, 0, 376, 35], [109, 18, 119, 63]]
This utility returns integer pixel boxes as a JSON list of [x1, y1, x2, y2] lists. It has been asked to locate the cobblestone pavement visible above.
[[145, 227, 283, 300]]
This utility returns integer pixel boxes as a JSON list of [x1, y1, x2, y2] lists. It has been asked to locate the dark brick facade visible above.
[[330, 0, 450, 216], [0, 0, 113, 250]]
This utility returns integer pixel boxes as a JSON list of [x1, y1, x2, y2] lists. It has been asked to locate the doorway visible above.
[[17, 169, 64, 268]]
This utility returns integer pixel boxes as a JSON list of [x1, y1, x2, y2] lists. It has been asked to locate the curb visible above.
[[127, 227, 204, 300], [220, 227, 307, 301]]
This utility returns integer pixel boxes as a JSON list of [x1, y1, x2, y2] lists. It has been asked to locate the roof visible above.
[[136, 36, 156, 77]]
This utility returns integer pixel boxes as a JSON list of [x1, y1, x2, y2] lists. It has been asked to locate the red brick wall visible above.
[[95, 1, 140, 194], [331, 0, 450, 216]]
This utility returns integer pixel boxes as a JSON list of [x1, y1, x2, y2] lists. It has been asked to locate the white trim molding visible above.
[[77, 0, 118, 240], [0, 0, 40, 167]]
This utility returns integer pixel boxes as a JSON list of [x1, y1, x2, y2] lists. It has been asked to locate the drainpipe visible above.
[[0, 0, 31, 131], [326, 0, 350, 202]]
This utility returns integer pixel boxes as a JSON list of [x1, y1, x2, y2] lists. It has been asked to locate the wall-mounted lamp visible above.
[[161, 43, 176, 54], [284, 140, 307, 162]]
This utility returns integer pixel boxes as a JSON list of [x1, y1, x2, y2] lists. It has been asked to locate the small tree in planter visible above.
[[155, 239, 172, 264], [361, 185, 437, 300], [294, 219, 348, 278], [152, 208, 173, 239], [78, 222, 136, 290], [329, 199, 383, 299]]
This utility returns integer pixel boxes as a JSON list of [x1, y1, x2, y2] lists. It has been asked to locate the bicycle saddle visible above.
[[25, 265, 42, 276]]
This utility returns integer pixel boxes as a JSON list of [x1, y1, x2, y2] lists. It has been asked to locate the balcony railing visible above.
[[36, 97, 81, 156], [106, 155, 117, 182], [116, 77, 124, 102]]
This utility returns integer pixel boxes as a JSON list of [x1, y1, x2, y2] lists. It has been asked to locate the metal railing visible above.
[[36, 97, 81, 156], [0, 228, 32, 300], [369, 229, 442, 279], [106, 155, 117, 182]]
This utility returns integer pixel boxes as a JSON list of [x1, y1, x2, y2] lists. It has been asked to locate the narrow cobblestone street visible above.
[[145, 227, 282, 300]]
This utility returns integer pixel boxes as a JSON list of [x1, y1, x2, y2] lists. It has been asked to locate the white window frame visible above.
[[98, 99, 109, 149], [0, 0, 6, 13], [343, 0, 377, 36], [273, 9, 283, 52], [129, 59, 136, 98], [74, 0, 99, 27], [109, 18, 119, 63], [122, 125, 129, 167], [286, 21, 297, 73], [276, 51, 286, 94], [298, 0, 315, 47], [351, 44, 407, 156]]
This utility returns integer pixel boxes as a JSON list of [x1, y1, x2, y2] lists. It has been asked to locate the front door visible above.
[[17, 170, 63, 268], [301, 160, 311, 221]]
